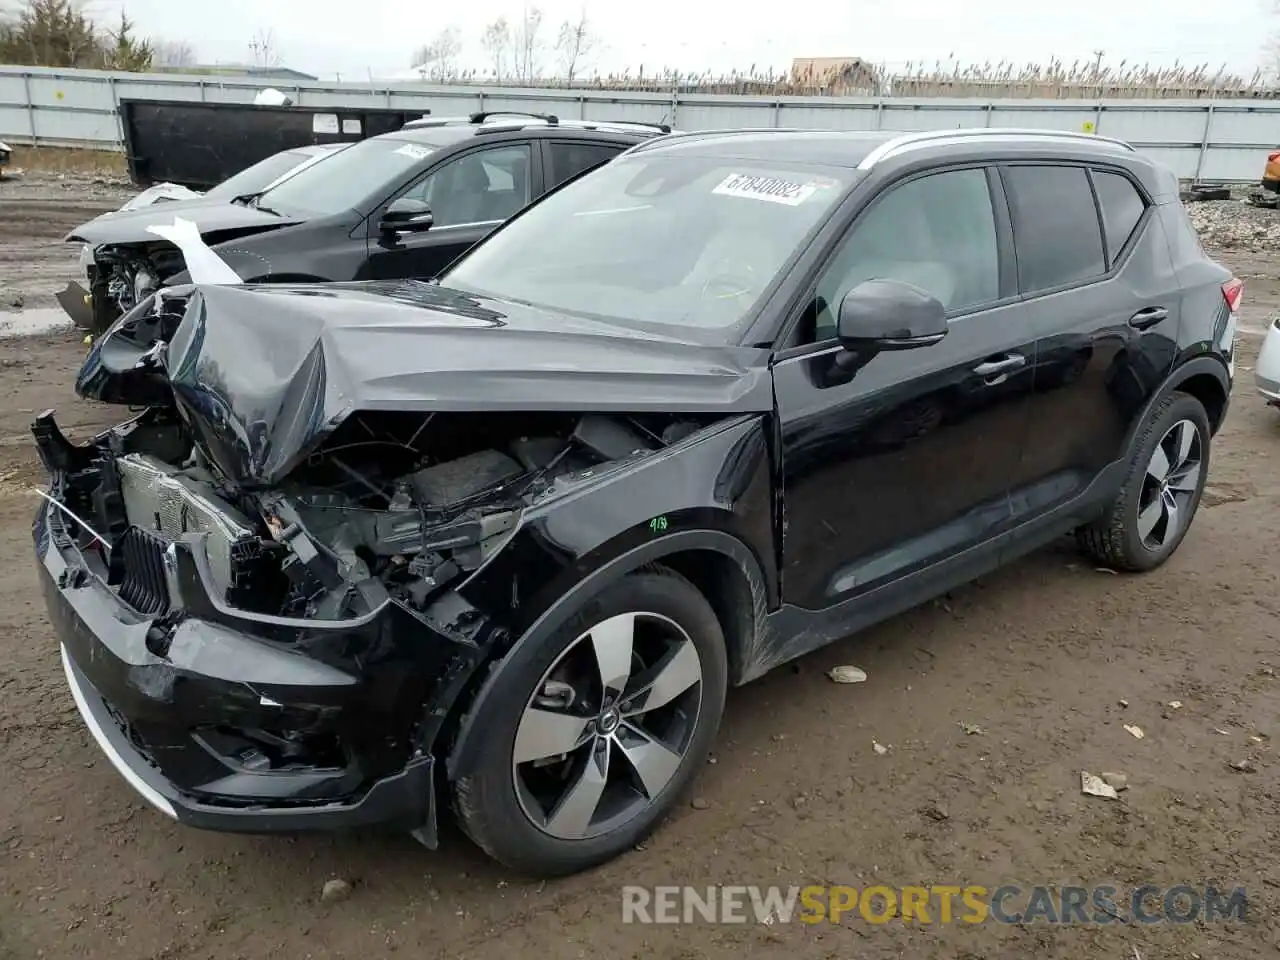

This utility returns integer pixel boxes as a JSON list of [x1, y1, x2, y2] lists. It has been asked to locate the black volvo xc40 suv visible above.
[[35, 126, 1238, 877]]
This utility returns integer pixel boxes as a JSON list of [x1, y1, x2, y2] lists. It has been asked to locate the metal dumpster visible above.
[[118, 98, 429, 189]]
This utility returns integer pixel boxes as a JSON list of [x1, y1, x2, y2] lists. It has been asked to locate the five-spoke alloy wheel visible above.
[[1078, 391, 1212, 572], [452, 568, 727, 877], [512, 610, 705, 840], [1136, 418, 1203, 552]]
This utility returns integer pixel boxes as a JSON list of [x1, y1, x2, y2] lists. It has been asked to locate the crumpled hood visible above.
[[117, 182, 205, 212], [77, 279, 772, 487], [66, 200, 301, 245]]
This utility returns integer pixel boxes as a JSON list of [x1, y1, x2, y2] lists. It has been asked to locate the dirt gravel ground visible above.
[[2, 179, 1280, 960], [0, 173, 134, 319]]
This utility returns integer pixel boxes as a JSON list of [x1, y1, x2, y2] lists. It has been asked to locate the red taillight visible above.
[[1222, 277, 1244, 312]]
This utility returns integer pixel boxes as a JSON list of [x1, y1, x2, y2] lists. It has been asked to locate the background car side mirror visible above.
[[837, 278, 948, 353], [380, 198, 434, 235]]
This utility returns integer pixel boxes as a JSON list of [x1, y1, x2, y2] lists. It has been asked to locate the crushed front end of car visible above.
[[33, 278, 751, 843]]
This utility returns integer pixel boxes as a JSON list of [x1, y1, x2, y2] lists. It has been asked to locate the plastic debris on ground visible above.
[[828, 665, 867, 684], [1081, 771, 1120, 799], [1101, 771, 1129, 791]]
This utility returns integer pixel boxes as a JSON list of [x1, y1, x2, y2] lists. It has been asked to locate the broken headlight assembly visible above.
[[110, 408, 702, 624]]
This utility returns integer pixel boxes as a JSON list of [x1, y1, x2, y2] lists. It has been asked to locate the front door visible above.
[[363, 142, 536, 281], [775, 165, 1036, 610]]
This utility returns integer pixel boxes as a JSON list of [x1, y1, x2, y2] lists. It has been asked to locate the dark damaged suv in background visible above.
[[35, 127, 1238, 877], [66, 112, 667, 332]]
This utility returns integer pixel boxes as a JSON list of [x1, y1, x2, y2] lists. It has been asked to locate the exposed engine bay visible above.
[[93, 242, 185, 318], [72, 404, 706, 624], [58, 228, 762, 629]]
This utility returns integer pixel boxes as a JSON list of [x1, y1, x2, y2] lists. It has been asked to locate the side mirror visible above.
[[837, 278, 948, 352], [380, 198, 434, 234]]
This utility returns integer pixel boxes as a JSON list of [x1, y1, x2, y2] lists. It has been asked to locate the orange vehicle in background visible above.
[[1264, 147, 1280, 194]]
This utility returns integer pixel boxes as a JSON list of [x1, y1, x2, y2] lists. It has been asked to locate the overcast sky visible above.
[[91, 0, 1274, 81]]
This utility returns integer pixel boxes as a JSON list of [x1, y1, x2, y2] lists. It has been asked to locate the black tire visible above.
[[1076, 391, 1211, 572], [451, 567, 728, 877]]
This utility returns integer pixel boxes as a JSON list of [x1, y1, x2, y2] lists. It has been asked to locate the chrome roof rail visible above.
[[857, 127, 1135, 170]]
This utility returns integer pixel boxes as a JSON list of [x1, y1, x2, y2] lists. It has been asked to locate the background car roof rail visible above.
[[858, 127, 1136, 170], [469, 111, 559, 125], [592, 119, 672, 134], [401, 114, 473, 128]]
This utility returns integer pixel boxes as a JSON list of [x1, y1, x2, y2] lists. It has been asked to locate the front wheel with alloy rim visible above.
[[1077, 391, 1211, 572], [451, 568, 728, 876]]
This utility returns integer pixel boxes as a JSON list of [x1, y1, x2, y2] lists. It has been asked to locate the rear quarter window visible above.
[[1003, 164, 1106, 294], [1091, 170, 1147, 262], [548, 141, 625, 189]]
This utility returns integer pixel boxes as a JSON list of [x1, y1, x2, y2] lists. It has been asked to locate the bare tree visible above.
[[248, 27, 281, 68], [152, 37, 196, 67], [510, 4, 544, 82], [479, 16, 511, 80], [1262, 0, 1280, 82], [410, 25, 462, 80], [555, 7, 595, 83]]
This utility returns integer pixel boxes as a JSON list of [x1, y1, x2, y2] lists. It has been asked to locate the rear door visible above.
[[541, 139, 630, 191], [362, 141, 540, 281], [1002, 162, 1181, 526]]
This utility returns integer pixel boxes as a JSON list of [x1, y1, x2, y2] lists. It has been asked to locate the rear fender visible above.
[[1123, 354, 1230, 449]]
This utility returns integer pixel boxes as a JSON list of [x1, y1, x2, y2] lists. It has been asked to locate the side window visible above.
[[1091, 169, 1147, 263], [547, 141, 624, 189], [1003, 165, 1105, 293], [811, 168, 999, 342], [398, 144, 531, 228]]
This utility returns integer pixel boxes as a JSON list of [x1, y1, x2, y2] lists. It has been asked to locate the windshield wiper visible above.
[[236, 192, 285, 217]]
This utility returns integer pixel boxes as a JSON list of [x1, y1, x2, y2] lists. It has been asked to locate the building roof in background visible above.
[[155, 65, 318, 81]]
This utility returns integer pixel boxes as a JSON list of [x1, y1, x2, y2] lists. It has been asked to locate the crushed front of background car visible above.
[[33, 280, 749, 844]]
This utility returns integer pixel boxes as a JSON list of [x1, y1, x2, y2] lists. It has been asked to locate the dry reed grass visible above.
[[436, 57, 1278, 99]]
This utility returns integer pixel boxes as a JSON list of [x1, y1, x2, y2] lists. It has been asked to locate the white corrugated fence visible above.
[[2, 65, 1278, 182]]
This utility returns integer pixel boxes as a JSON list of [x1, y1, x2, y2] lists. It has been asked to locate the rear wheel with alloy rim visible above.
[[452, 568, 728, 876], [1077, 391, 1211, 572]]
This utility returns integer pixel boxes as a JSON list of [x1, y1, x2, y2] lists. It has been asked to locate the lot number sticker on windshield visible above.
[[713, 173, 818, 206]]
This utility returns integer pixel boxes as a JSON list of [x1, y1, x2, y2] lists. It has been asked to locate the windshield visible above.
[[205, 150, 317, 202], [257, 137, 436, 217], [440, 154, 854, 336]]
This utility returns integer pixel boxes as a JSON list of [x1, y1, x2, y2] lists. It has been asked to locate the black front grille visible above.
[[115, 526, 171, 615]]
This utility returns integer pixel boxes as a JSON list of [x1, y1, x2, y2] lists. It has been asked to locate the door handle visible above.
[[972, 353, 1026, 378], [1129, 306, 1168, 330]]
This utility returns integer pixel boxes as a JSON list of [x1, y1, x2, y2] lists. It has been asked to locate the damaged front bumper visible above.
[[32, 415, 490, 842]]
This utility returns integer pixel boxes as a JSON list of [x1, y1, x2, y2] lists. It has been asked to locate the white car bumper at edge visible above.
[[1256, 317, 1280, 404]]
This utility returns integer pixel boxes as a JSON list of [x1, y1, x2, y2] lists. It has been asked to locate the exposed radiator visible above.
[[115, 526, 170, 615], [115, 454, 256, 598]]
